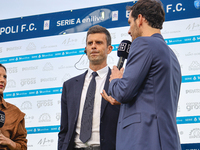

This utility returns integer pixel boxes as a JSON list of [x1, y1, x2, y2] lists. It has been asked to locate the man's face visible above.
[[0, 67, 7, 95], [85, 33, 112, 66], [128, 11, 141, 42]]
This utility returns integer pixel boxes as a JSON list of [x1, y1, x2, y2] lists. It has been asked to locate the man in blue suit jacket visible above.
[[102, 0, 182, 150], [58, 25, 119, 150]]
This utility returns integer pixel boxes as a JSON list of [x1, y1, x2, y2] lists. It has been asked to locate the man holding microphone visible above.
[[101, 0, 182, 149]]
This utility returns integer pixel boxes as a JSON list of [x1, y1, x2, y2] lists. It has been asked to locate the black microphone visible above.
[[0, 110, 5, 128], [117, 40, 131, 70]]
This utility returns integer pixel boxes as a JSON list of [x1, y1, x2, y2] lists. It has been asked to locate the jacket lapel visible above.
[[100, 68, 111, 118], [74, 71, 88, 119]]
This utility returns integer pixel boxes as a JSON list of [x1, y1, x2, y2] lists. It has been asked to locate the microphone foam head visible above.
[[0, 110, 5, 128], [117, 40, 132, 59]]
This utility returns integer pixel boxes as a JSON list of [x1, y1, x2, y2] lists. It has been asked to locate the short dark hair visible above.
[[86, 25, 111, 46], [127, 0, 165, 29], [0, 64, 6, 72]]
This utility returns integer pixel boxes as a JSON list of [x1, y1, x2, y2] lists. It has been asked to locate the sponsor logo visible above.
[[37, 100, 53, 108], [21, 101, 32, 110], [110, 32, 116, 39], [62, 38, 78, 46], [194, 0, 200, 9], [6, 80, 16, 88], [186, 102, 200, 111], [25, 115, 34, 122], [20, 78, 36, 86], [40, 77, 57, 82], [22, 66, 38, 71], [26, 42, 36, 51], [62, 74, 71, 83], [121, 32, 130, 38], [6, 46, 22, 51], [7, 67, 18, 74], [41, 45, 57, 49], [185, 51, 200, 56], [58, 65, 73, 69], [39, 113, 51, 122], [43, 20, 50, 30], [38, 138, 54, 146], [186, 89, 200, 94], [43, 62, 53, 71], [189, 128, 200, 138], [56, 113, 61, 121], [112, 11, 118, 21], [189, 61, 200, 70]]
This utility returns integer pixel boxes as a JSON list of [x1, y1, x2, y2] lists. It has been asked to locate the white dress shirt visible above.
[[74, 66, 108, 148]]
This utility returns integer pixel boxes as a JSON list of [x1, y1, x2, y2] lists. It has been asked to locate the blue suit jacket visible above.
[[58, 68, 119, 150], [109, 34, 182, 150]]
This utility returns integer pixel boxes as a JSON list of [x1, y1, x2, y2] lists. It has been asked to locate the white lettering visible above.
[[176, 3, 182, 11], [76, 18, 81, 24], [0, 27, 5, 35], [29, 23, 35, 31], [166, 4, 172, 13], [5, 27, 11, 34], [126, 10, 130, 18], [21, 24, 26, 32], [57, 20, 61, 26], [57, 19, 75, 26]]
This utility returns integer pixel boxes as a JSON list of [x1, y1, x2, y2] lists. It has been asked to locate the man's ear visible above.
[[84, 47, 87, 55], [137, 14, 144, 27], [107, 45, 113, 54]]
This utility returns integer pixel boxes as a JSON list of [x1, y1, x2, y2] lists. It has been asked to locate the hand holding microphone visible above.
[[101, 40, 131, 105], [117, 40, 131, 70], [109, 40, 131, 82]]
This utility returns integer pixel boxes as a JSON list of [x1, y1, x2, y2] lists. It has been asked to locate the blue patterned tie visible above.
[[80, 72, 98, 143]]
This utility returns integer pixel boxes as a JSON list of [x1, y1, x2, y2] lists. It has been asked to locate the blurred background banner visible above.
[[0, 0, 200, 149]]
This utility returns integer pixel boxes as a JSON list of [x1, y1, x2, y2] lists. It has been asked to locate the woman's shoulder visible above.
[[5, 102, 25, 118]]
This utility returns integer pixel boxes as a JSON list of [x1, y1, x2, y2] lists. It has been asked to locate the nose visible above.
[[128, 29, 131, 35], [0, 76, 5, 83], [91, 42, 97, 49]]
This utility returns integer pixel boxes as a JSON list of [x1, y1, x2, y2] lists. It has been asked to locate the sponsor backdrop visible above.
[[0, 0, 200, 149]]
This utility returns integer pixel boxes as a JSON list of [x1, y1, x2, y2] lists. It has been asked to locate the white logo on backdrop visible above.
[[39, 113, 51, 122], [62, 74, 71, 83], [26, 42, 36, 51], [43, 62, 53, 71], [112, 11, 118, 21], [44, 20, 50, 30], [21, 101, 32, 110], [7, 80, 16, 88], [189, 61, 200, 70]]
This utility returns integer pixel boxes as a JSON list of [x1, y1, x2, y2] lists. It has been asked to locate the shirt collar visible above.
[[0, 95, 8, 109], [87, 66, 108, 79]]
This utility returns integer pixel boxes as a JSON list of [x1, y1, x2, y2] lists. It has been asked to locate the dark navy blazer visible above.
[[58, 68, 119, 150], [109, 34, 182, 150]]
